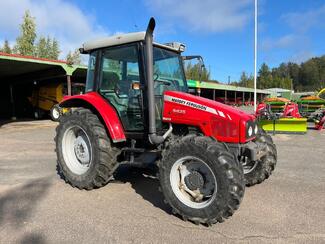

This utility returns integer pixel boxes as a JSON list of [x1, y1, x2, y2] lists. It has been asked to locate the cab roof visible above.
[[81, 31, 183, 53]]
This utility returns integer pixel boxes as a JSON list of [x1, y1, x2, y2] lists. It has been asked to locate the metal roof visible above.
[[0, 52, 87, 80], [0, 52, 271, 95], [266, 88, 292, 92], [83, 32, 146, 52], [82, 31, 181, 53], [187, 79, 271, 94]]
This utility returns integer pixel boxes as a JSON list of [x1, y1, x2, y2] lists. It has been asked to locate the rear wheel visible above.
[[243, 133, 277, 186], [55, 108, 118, 189], [159, 136, 245, 225]]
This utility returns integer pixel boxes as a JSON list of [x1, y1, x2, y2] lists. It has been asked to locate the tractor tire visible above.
[[55, 108, 118, 190], [243, 133, 277, 186], [257, 131, 277, 159], [159, 135, 245, 225], [259, 128, 274, 144], [50, 104, 62, 122]]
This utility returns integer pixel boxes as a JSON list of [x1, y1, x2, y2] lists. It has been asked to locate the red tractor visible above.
[[55, 18, 277, 225]]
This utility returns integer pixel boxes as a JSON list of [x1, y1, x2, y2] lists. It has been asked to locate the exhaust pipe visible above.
[[145, 18, 165, 145]]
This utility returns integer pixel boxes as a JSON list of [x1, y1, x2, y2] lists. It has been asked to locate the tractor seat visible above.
[[101, 72, 120, 91]]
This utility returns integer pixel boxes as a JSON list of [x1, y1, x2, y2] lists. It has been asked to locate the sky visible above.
[[0, 0, 325, 83]]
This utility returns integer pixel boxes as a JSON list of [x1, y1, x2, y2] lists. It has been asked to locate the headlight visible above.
[[245, 120, 258, 140], [248, 126, 253, 137]]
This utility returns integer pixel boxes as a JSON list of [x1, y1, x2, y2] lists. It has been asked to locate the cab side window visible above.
[[85, 51, 97, 92], [99, 45, 143, 131]]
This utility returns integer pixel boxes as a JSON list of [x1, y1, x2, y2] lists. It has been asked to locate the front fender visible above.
[[60, 92, 126, 143]]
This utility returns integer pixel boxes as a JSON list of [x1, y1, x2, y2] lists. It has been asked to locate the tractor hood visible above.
[[162, 90, 256, 143], [163, 90, 254, 121]]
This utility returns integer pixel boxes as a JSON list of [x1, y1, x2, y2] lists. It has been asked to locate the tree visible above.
[[238, 72, 254, 88], [34, 36, 60, 59], [238, 72, 248, 87], [66, 49, 81, 65], [258, 63, 273, 89], [35, 36, 48, 58], [318, 56, 325, 90], [14, 10, 36, 56], [300, 59, 320, 90], [239, 72, 248, 85], [272, 76, 292, 90], [272, 63, 289, 78], [287, 62, 300, 89], [0, 40, 12, 53], [12, 10, 61, 60], [229, 71, 254, 88], [185, 62, 210, 81], [238, 54, 325, 92], [50, 38, 60, 59]]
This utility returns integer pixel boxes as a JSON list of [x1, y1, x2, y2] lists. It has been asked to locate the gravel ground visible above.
[[0, 120, 324, 244]]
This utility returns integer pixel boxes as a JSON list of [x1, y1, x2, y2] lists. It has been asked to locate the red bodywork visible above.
[[60, 92, 126, 142], [315, 111, 325, 130], [256, 102, 301, 118], [256, 103, 268, 116], [61, 91, 255, 144], [282, 103, 301, 118], [163, 91, 255, 143]]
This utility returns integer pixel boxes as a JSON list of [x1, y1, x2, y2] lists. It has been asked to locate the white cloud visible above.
[[145, 0, 252, 33], [289, 51, 314, 64], [260, 4, 325, 64], [281, 4, 325, 33], [0, 0, 109, 59], [260, 33, 312, 65], [261, 34, 308, 51]]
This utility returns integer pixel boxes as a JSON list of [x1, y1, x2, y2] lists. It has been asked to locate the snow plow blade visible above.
[[259, 118, 307, 134]]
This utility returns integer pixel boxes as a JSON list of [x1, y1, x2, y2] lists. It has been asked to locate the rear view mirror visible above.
[[182, 55, 205, 83]]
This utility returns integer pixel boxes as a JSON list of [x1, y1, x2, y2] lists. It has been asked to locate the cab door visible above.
[[98, 44, 144, 131]]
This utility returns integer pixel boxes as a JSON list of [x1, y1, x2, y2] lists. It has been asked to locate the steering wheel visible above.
[[154, 73, 159, 81], [154, 75, 180, 90], [171, 79, 180, 91]]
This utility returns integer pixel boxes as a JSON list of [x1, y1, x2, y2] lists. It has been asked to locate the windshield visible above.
[[153, 47, 187, 94]]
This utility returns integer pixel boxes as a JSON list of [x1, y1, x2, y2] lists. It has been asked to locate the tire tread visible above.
[[159, 135, 245, 225], [56, 107, 118, 190]]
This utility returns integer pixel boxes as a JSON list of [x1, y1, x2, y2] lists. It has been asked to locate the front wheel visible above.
[[159, 136, 245, 225], [55, 108, 118, 189], [243, 133, 277, 186]]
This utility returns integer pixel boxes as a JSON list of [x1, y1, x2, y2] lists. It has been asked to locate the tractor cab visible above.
[[82, 34, 187, 133]]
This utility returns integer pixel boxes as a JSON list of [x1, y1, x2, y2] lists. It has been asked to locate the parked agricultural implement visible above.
[[296, 95, 325, 117], [262, 97, 291, 114], [256, 98, 307, 134], [308, 108, 325, 130], [29, 82, 84, 121]]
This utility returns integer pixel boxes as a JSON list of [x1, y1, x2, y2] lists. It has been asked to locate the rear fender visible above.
[[60, 92, 126, 143]]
